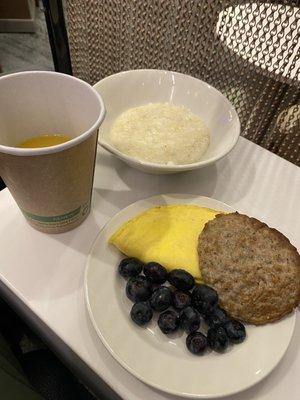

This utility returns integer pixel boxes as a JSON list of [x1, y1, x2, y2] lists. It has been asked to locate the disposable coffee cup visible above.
[[0, 71, 105, 233]]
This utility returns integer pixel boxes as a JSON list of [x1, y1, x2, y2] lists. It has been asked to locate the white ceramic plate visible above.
[[85, 194, 296, 398], [93, 70, 240, 174]]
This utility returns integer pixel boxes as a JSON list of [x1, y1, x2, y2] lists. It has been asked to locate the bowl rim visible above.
[[94, 69, 241, 171]]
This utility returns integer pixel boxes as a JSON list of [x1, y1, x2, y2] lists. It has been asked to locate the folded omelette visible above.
[[109, 205, 221, 281]]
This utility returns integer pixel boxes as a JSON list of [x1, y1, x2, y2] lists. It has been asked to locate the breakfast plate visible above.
[[85, 194, 296, 398]]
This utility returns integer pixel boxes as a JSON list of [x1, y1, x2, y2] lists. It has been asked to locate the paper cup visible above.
[[0, 71, 105, 233]]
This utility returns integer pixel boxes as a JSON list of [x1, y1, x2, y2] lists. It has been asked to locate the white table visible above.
[[0, 137, 299, 400]]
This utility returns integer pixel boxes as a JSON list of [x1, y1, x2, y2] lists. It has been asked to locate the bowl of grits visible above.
[[93, 69, 240, 174]]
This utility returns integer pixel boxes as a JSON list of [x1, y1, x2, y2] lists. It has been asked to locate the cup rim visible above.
[[0, 71, 106, 156]]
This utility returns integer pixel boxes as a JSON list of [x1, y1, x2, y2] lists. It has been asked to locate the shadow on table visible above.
[[47, 211, 101, 255], [95, 149, 257, 210], [95, 151, 218, 207], [16, 211, 102, 301], [211, 143, 257, 206]]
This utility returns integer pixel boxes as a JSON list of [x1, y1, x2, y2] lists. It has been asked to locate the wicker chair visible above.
[[65, 0, 300, 166]]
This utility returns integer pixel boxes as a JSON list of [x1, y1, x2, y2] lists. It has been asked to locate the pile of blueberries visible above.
[[119, 258, 246, 355]]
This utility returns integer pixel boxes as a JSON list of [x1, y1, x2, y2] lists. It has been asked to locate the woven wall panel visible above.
[[66, 0, 300, 165]]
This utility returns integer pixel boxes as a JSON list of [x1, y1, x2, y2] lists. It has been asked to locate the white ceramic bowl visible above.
[[93, 69, 240, 174]]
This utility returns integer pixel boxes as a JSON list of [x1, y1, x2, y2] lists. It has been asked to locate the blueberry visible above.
[[172, 290, 191, 310], [143, 262, 168, 284], [186, 332, 207, 355], [207, 326, 229, 352], [179, 306, 201, 334], [168, 285, 177, 294], [126, 276, 152, 302], [223, 320, 246, 344], [118, 258, 143, 279], [130, 302, 153, 326], [151, 283, 163, 292], [158, 310, 179, 334], [204, 306, 229, 327], [192, 284, 218, 314], [150, 286, 172, 312], [168, 269, 195, 291]]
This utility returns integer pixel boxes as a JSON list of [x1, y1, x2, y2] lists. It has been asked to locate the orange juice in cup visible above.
[[0, 71, 105, 233]]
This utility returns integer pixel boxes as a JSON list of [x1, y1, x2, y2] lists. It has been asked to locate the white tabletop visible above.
[[0, 137, 299, 400]]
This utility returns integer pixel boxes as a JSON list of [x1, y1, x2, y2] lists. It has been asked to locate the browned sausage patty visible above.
[[198, 213, 300, 325]]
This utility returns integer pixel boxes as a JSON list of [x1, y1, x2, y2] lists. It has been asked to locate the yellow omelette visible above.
[[109, 205, 221, 281]]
